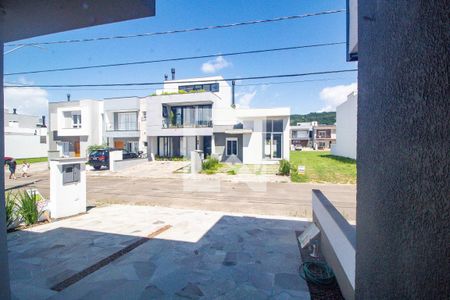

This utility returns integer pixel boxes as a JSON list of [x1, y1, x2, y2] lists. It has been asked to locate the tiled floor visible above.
[[8, 205, 311, 299]]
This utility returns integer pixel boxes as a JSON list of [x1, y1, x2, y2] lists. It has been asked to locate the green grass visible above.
[[290, 151, 356, 184], [15, 157, 47, 164]]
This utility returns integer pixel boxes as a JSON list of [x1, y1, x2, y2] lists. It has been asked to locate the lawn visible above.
[[15, 157, 48, 164], [290, 151, 356, 184]]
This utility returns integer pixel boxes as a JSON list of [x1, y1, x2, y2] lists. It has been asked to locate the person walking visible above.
[[21, 161, 30, 177], [7, 159, 17, 180]]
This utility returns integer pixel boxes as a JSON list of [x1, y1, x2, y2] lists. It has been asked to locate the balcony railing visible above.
[[162, 119, 212, 129]]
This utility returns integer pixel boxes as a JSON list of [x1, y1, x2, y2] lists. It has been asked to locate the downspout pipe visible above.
[[231, 80, 236, 108]]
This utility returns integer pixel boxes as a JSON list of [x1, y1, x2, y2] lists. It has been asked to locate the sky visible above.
[[3, 0, 357, 117]]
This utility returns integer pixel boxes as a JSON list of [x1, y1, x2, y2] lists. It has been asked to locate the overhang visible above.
[[224, 129, 253, 134]]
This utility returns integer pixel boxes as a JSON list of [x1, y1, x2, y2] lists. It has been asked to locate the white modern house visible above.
[[331, 92, 357, 159], [4, 109, 48, 158], [49, 99, 103, 157], [146, 76, 290, 164], [49, 97, 147, 157]]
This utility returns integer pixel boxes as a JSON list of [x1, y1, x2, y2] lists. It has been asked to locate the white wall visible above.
[[332, 92, 357, 159], [240, 114, 290, 164], [5, 134, 48, 158]]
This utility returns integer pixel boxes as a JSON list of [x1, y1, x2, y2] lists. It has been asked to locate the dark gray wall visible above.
[[356, 1, 449, 299], [214, 133, 243, 162]]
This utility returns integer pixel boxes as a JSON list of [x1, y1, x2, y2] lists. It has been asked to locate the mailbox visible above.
[[62, 164, 81, 184], [49, 158, 86, 218]]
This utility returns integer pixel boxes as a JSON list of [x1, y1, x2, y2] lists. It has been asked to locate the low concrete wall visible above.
[[312, 189, 356, 300], [110, 158, 146, 172]]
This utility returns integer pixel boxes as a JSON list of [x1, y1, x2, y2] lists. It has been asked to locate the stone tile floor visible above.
[[8, 205, 311, 299]]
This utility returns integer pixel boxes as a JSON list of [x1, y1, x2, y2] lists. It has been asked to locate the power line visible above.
[[15, 78, 344, 91], [4, 69, 357, 88], [4, 42, 345, 76], [4, 9, 346, 47], [236, 78, 345, 87]]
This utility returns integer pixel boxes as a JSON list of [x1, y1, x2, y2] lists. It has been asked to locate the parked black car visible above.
[[88, 148, 138, 170]]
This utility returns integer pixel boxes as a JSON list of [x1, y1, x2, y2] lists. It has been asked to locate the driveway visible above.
[[8, 205, 311, 299]]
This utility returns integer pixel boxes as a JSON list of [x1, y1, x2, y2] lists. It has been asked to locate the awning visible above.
[[224, 129, 253, 134]]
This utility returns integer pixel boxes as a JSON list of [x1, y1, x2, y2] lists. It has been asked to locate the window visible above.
[[178, 83, 220, 93], [165, 105, 212, 128], [117, 112, 137, 130], [317, 130, 328, 138], [40, 136, 47, 144], [263, 119, 284, 159], [226, 138, 238, 156], [72, 112, 81, 128], [142, 111, 147, 121]]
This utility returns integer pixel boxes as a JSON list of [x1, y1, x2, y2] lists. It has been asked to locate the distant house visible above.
[[4, 109, 48, 159], [290, 121, 316, 149], [313, 124, 336, 150], [332, 92, 357, 159]]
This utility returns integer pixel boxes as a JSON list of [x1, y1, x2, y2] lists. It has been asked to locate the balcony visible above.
[[162, 119, 213, 129]]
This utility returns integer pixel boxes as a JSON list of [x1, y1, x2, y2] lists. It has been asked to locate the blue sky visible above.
[[3, 0, 357, 116]]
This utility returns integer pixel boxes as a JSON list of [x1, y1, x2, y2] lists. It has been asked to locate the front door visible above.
[[114, 140, 124, 150], [74, 140, 80, 157], [203, 136, 212, 157]]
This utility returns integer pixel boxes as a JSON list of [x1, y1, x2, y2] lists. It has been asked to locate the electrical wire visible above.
[[3, 69, 357, 88], [4, 42, 345, 76], [4, 9, 346, 47]]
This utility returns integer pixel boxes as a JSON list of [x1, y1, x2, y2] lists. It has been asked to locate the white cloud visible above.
[[319, 82, 357, 112], [4, 85, 49, 117], [201, 56, 231, 73], [237, 90, 257, 108]]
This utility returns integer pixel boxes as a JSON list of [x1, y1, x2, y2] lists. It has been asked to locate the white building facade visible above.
[[49, 98, 147, 157], [4, 109, 48, 158], [146, 76, 290, 164], [331, 92, 357, 159]]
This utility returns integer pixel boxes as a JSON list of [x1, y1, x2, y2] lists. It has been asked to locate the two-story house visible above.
[[49, 97, 147, 157], [290, 121, 317, 149], [146, 76, 291, 164], [313, 124, 336, 150], [49, 99, 102, 157]]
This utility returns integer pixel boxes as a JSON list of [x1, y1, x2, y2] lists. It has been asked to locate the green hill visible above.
[[290, 112, 336, 125]]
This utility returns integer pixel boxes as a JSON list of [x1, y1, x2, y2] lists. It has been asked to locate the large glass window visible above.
[[263, 119, 283, 159], [166, 105, 212, 128], [117, 112, 137, 130]]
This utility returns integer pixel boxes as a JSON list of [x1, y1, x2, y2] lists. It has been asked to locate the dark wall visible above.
[[356, 1, 449, 299], [214, 133, 243, 162]]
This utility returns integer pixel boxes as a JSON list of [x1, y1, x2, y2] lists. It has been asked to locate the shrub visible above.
[[202, 157, 220, 171], [17, 191, 41, 226], [5, 191, 17, 227], [278, 159, 291, 176], [227, 169, 237, 175]]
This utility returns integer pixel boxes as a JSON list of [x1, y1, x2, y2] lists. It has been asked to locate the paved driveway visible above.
[[8, 205, 311, 299]]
